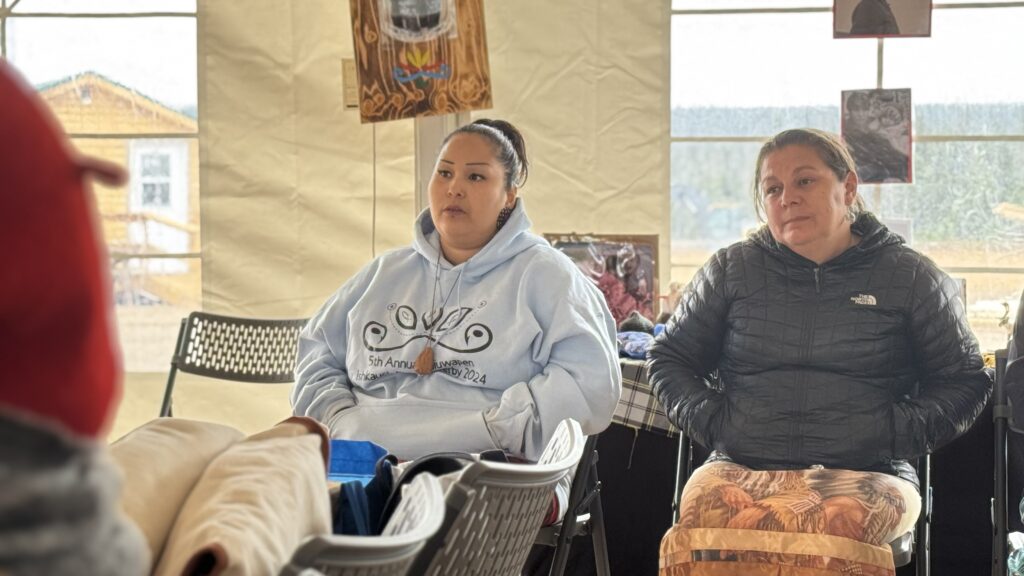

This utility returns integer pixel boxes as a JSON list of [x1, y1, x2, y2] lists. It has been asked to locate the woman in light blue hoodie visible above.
[[291, 119, 621, 463]]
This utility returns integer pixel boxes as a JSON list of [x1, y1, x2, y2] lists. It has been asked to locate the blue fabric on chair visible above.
[[334, 482, 371, 536], [328, 439, 388, 484], [333, 455, 396, 536]]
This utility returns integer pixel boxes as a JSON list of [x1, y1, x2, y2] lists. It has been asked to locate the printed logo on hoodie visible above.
[[361, 302, 493, 353]]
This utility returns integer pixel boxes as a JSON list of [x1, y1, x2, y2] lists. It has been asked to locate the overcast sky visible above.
[[671, 5, 1024, 107], [6, 0, 196, 109]]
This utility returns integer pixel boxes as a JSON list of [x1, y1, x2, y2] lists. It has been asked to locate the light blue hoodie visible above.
[[291, 199, 621, 461]]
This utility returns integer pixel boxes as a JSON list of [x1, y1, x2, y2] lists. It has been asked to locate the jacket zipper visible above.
[[796, 266, 823, 461]]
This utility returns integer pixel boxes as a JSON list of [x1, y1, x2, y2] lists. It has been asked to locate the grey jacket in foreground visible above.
[[0, 412, 148, 576], [649, 212, 992, 482]]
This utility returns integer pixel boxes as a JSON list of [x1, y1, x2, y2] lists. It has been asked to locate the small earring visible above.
[[496, 205, 514, 230]]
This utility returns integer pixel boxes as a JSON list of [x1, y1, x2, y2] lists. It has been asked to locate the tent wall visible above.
[[199, 0, 670, 316]]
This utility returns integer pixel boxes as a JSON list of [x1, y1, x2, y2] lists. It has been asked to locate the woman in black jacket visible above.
[[650, 128, 992, 574]]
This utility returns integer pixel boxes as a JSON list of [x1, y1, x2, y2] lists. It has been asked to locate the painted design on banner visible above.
[[349, 0, 492, 123], [393, 47, 451, 87]]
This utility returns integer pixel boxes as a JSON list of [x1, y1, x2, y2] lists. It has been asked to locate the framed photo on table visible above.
[[833, 0, 932, 39], [544, 233, 659, 326]]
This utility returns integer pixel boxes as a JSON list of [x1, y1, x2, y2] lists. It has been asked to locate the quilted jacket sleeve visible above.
[[892, 261, 993, 458], [647, 250, 729, 450]]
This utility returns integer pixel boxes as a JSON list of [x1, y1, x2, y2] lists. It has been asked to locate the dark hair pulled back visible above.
[[443, 119, 529, 190]]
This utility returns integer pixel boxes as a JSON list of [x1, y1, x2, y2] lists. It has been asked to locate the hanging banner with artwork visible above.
[[349, 0, 492, 123]]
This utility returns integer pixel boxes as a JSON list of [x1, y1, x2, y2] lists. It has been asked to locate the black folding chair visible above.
[[904, 455, 931, 576], [992, 289, 1024, 575], [672, 434, 930, 575], [534, 434, 611, 576], [159, 311, 308, 417]]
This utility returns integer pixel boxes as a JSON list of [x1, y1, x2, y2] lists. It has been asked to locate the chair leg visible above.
[[673, 434, 692, 523], [915, 518, 929, 576], [589, 475, 611, 576], [159, 366, 178, 417], [994, 350, 1009, 576], [159, 319, 188, 418], [916, 455, 931, 576], [547, 527, 573, 576], [547, 476, 588, 574], [547, 437, 602, 576]]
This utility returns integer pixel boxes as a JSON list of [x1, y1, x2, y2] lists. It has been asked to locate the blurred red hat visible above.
[[0, 61, 126, 438]]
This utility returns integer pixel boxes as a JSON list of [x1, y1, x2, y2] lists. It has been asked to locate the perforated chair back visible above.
[[280, 473, 445, 576], [410, 419, 585, 576], [159, 311, 308, 417]]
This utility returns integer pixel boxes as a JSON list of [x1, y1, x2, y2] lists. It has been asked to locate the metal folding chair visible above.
[[409, 419, 585, 576], [534, 434, 611, 576], [159, 311, 308, 417], [280, 472, 446, 576], [993, 289, 1024, 575], [899, 455, 931, 576]]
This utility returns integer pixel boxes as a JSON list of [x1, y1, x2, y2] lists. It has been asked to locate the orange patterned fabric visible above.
[[661, 461, 919, 576]]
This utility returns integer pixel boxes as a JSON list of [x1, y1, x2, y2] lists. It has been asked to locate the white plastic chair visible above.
[[409, 419, 586, 576], [280, 472, 445, 576]]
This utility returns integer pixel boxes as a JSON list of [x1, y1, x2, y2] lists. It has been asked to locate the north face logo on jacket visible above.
[[850, 294, 878, 306]]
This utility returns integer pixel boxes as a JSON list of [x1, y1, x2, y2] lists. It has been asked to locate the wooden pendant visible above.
[[415, 345, 434, 375]]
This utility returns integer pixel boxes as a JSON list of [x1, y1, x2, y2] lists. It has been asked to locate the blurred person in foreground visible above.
[[0, 61, 148, 576]]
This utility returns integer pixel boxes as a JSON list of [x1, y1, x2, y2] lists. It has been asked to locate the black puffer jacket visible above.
[[649, 213, 992, 482]]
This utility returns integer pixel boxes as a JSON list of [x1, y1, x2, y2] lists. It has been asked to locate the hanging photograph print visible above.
[[833, 0, 932, 38], [349, 0, 493, 123], [841, 88, 913, 184]]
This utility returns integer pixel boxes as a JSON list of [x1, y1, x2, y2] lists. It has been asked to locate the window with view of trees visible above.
[[1, 0, 199, 371], [670, 1, 1024, 351]]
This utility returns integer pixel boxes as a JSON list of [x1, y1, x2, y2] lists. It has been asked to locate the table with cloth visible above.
[[614, 358, 678, 438]]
